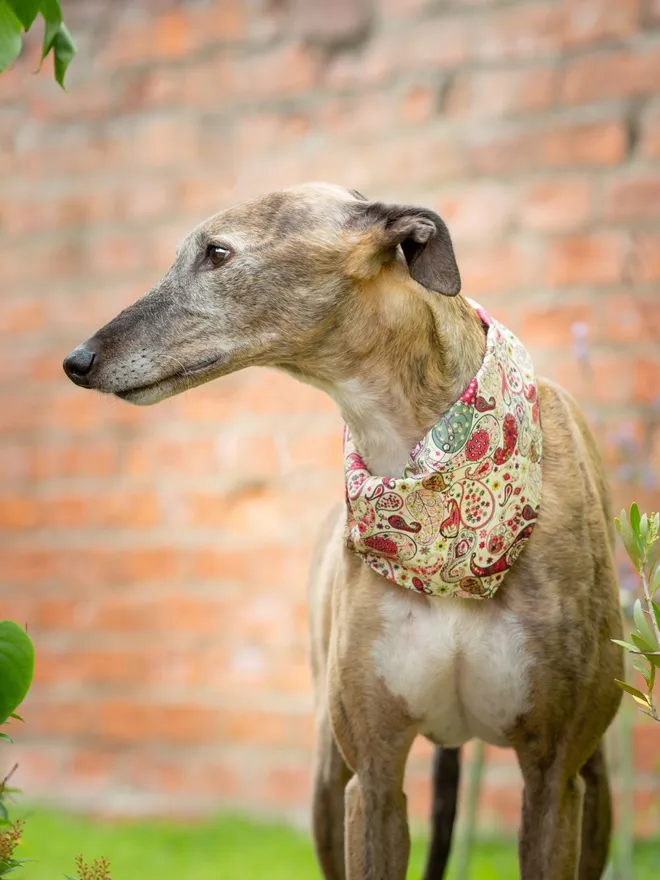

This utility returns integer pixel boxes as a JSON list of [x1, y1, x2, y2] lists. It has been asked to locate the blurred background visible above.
[[1, 0, 659, 870]]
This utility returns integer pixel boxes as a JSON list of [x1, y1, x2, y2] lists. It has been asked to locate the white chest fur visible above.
[[372, 590, 532, 748]]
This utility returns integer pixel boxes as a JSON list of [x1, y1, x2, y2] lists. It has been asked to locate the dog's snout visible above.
[[63, 345, 96, 386]]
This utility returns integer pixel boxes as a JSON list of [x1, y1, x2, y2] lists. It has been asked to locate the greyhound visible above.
[[63, 182, 623, 880]]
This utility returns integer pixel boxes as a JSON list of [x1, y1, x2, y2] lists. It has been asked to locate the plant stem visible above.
[[641, 568, 660, 648]]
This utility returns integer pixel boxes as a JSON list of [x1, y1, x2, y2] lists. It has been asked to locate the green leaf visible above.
[[0, 731, 12, 743], [631, 632, 654, 652], [40, 0, 62, 60], [653, 600, 660, 630], [652, 565, 660, 599], [633, 598, 657, 648], [630, 502, 641, 537], [616, 510, 642, 568], [8, 713, 22, 722], [0, 621, 35, 724], [614, 679, 646, 699], [632, 654, 652, 686], [6, 0, 40, 29], [0, 0, 22, 73], [614, 678, 651, 708], [630, 633, 660, 668], [52, 21, 75, 87], [611, 639, 640, 652]]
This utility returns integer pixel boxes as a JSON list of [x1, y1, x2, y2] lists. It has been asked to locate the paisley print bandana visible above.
[[344, 301, 542, 599]]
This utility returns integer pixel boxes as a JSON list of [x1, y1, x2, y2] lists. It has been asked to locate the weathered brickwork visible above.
[[1, 0, 658, 834]]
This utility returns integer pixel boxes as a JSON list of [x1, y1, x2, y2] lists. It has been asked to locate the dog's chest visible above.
[[371, 592, 532, 748]]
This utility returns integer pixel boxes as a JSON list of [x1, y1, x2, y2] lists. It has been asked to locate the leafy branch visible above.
[[0, 0, 76, 87], [614, 504, 660, 721]]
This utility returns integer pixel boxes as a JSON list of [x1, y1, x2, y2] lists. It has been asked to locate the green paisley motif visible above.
[[431, 402, 474, 455]]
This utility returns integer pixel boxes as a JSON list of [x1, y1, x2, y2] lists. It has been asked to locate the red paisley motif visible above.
[[388, 515, 422, 533], [493, 413, 518, 465], [363, 535, 398, 556], [465, 429, 490, 461]]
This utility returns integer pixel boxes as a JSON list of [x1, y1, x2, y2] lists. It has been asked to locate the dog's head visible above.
[[63, 182, 460, 404]]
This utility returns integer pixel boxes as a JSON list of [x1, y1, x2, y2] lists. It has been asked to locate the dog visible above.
[[64, 182, 624, 880]]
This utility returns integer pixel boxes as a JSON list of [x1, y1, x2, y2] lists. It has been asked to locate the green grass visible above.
[[12, 811, 660, 879]]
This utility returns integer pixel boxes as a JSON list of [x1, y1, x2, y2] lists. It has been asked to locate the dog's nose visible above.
[[63, 345, 96, 386]]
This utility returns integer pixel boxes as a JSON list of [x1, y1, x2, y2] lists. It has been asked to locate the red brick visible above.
[[2, 297, 48, 333], [25, 701, 94, 737], [606, 176, 660, 221], [546, 233, 624, 286], [0, 444, 31, 484], [31, 444, 118, 480], [0, 497, 39, 529], [122, 754, 186, 795], [634, 722, 660, 774], [435, 182, 514, 241], [460, 241, 533, 295], [543, 120, 628, 166], [400, 85, 436, 125], [189, 546, 309, 590], [446, 66, 558, 118], [519, 179, 592, 232], [603, 294, 660, 343], [222, 709, 291, 747], [561, 0, 641, 46], [641, 106, 660, 158], [284, 431, 343, 470], [69, 749, 115, 790], [38, 492, 160, 529], [263, 764, 310, 806], [561, 48, 659, 104], [0, 548, 57, 585], [555, 351, 633, 404], [632, 356, 660, 404], [232, 45, 320, 99], [95, 702, 220, 744], [472, 2, 563, 61], [630, 234, 660, 281], [471, 120, 627, 174], [292, 0, 372, 49], [153, 8, 192, 58], [522, 303, 595, 349], [479, 785, 523, 831], [120, 548, 182, 584], [188, 0, 245, 46]]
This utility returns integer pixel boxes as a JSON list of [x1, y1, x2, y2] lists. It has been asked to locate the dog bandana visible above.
[[344, 302, 542, 599]]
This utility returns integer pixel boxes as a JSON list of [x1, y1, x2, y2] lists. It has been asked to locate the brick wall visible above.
[[1, 0, 659, 835]]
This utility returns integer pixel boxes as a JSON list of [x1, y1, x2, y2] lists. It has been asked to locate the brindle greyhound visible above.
[[63, 183, 623, 880]]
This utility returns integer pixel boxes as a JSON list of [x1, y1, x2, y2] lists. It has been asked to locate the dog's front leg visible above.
[[330, 685, 416, 880], [344, 765, 411, 880], [312, 709, 352, 880]]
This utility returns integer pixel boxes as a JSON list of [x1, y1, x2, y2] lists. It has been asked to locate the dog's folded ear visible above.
[[349, 202, 461, 297]]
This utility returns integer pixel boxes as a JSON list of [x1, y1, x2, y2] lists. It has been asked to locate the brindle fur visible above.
[[63, 183, 623, 880]]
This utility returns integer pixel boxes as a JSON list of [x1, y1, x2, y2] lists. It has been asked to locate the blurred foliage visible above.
[[66, 854, 113, 880], [0, 0, 75, 86], [615, 505, 660, 721], [0, 622, 34, 729], [0, 622, 33, 876]]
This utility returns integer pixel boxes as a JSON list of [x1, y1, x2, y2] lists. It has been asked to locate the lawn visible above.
[[13, 811, 660, 879]]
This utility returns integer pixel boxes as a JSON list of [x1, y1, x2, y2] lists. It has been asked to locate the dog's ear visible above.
[[350, 202, 461, 297]]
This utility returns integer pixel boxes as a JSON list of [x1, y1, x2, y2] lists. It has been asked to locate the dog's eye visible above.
[[207, 244, 232, 267]]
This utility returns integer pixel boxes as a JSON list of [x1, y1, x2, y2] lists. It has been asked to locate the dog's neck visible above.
[[285, 265, 487, 476]]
